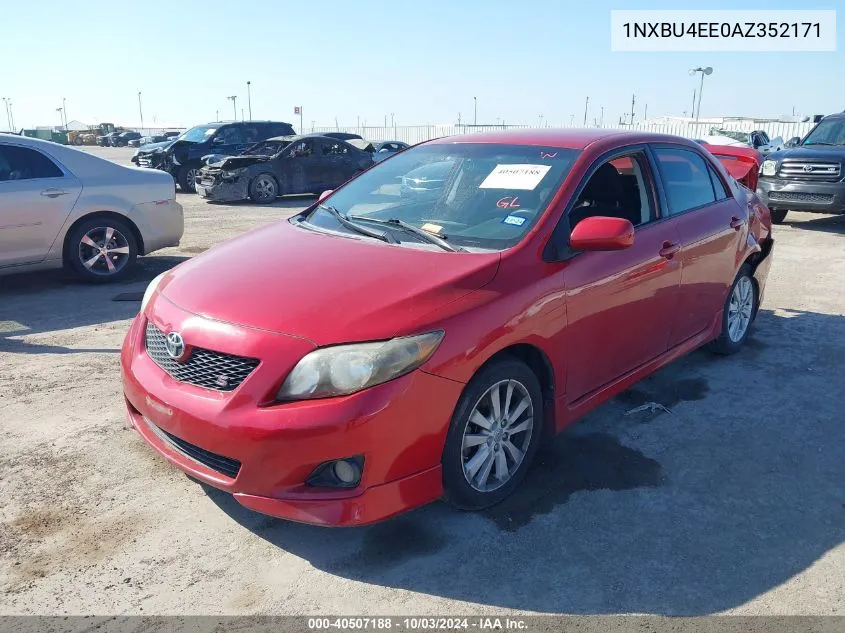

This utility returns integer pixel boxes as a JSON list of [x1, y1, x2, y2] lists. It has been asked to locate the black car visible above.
[[113, 131, 142, 147], [373, 140, 410, 162], [132, 120, 296, 192], [756, 112, 845, 223], [97, 131, 122, 146], [195, 135, 374, 204]]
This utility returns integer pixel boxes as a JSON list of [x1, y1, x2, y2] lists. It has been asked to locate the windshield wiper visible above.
[[315, 204, 395, 244], [349, 216, 466, 253]]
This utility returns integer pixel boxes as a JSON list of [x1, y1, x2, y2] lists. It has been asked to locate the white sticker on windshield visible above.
[[479, 164, 552, 190]]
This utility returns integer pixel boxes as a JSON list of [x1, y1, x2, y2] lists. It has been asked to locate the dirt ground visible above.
[[1, 146, 843, 616]]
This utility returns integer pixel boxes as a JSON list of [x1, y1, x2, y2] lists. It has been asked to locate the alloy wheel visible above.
[[77, 226, 131, 276], [254, 175, 277, 201], [461, 379, 534, 492], [728, 276, 754, 342]]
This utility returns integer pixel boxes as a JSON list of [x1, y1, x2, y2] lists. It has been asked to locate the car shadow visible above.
[[0, 255, 189, 343], [781, 212, 845, 235], [201, 307, 845, 615]]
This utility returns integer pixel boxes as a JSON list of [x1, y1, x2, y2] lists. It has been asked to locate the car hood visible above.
[[764, 145, 845, 162], [136, 139, 176, 154], [202, 154, 272, 168], [158, 220, 500, 345]]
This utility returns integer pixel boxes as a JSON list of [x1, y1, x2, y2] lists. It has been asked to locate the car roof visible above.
[[204, 120, 293, 126], [426, 127, 695, 150], [0, 133, 65, 149]]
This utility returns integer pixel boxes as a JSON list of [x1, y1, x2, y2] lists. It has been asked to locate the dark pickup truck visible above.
[[757, 112, 845, 223], [131, 120, 296, 192]]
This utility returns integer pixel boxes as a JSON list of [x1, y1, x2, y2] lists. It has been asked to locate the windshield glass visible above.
[[244, 140, 286, 156], [303, 143, 580, 251], [177, 125, 218, 143], [803, 118, 845, 146]]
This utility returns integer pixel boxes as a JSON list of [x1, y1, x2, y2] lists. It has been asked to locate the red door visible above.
[[563, 220, 683, 401], [650, 146, 746, 347]]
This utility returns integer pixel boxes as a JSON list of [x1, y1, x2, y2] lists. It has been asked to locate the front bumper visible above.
[[135, 153, 177, 176], [119, 297, 463, 526], [196, 173, 249, 202], [757, 178, 845, 214]]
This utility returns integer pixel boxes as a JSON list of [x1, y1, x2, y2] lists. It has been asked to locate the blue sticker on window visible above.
[[502, 215, 526, 226]]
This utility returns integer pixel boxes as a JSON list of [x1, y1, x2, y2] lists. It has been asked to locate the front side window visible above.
[[302, 143, 580, 251], [215, 127, 245, 145], [653, 147, 718, 215], [0, 145, 63, 182], [568, 153, 655, 229]]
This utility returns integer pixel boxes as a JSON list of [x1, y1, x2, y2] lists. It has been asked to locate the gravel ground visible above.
[[0, 146, 843, 616]]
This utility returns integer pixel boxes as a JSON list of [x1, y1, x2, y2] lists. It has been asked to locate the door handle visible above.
[[658, 241, 680, 259], [730, 216, 746, 230], [41, 189, 68, 198]]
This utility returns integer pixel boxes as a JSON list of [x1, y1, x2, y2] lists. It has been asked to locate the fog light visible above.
[[306, 456, 364, 488], [333, 460, 358, 484]]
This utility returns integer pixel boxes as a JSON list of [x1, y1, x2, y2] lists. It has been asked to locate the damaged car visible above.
[[195, 135, 374, 204], [132, 121, 296, 193]]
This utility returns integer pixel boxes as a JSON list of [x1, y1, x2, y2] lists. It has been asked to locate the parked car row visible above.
[[130, 120, 409, 202]]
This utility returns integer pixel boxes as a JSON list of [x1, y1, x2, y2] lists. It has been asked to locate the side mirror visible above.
[[785, 136, 801, 147], [212, 137, 225, 145], [318, 190, 333, 202], [570, 216, 635, 251]]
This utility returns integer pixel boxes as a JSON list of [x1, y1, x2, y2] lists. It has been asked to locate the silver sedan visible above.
[[0, 133, 183, 282]]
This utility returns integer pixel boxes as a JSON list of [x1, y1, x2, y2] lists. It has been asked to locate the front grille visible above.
[[768, 191, 834, 204], [777, 160, 841, 182], [145, 322, 259, 392], [145, 417, 241, 478]]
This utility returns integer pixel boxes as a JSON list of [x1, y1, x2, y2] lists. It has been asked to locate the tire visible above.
[[770, 209, 788, 224], [708, 264, 757, 355], [73, 137, 83, 146], [65, 216, 138, 283], [442, 358, 544, 510], [249, 172, 279, 204], [177, 165, 199, 193]]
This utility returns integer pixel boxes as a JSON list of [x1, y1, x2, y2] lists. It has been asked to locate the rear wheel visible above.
[[770, 209, 788, 224], [66, 217, 138, 283], [708, 265, 757, 355], [442, 358, 543, 510], [177, 165, 199, 193], [249, 173, 279, 204]]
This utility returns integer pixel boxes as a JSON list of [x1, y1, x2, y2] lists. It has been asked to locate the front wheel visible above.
[[770, 209, 788, 224], [442, 358, 543, 510], [65, 217, 138, 283], [708, 264, 757, 355], [177, 165, 199, 193], [249, 173, 279, 204]]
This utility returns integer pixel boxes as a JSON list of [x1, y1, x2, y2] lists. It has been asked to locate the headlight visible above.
[[140, 272, 167, 314], [761, 160, 777, 176], [221, 168, 246, 179], [276, 331, 444, 401]]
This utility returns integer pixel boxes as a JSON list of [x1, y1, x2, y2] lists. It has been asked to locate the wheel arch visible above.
[[469, 343, 557, 439], [62, 211, 145, 260]]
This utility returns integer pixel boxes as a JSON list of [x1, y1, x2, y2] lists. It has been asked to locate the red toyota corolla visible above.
[[121, 129, 774, 526]]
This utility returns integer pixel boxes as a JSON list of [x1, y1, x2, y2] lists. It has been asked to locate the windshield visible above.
[[802, 118, 845, 146], [244, 140, 286, 156], [302, 143, 580, 251], [177, 125, 218, 143]]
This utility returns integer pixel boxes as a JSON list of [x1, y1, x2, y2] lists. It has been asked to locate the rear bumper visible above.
[[131, 200, 184, 254], [757, 178, 845, 214], [753, 238, 774, 306]]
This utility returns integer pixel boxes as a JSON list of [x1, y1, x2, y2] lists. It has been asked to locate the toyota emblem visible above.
[[802, 165, 814, 173], [165, 331, 187, 361]]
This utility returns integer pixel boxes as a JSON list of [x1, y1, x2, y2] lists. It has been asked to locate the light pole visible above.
[[56, 107, 64, 130], [227, 95, 237, 120], [473, 97, 477, 125], [246, 81, 252, 120], [63, 97, 67, 130], [600, 106, 604, 127], [689, 66, 713, 125], [3, 98, 12, 132], [583, 96, 589, 126], [138, 91, 144, 133]]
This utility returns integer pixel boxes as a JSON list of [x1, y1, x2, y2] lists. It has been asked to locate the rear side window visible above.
[[707, 164, 729, 200], [0, 145, 64, 181], [268, 122, 296, 137], [323, 142, 349, 156], [653, 148, 717, 215]]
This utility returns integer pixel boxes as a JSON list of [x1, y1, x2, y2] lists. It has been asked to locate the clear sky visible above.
[[1, 0, 841, 130]]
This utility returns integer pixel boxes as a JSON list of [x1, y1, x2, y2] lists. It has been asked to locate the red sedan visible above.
[[121, 129, 774, 526]]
